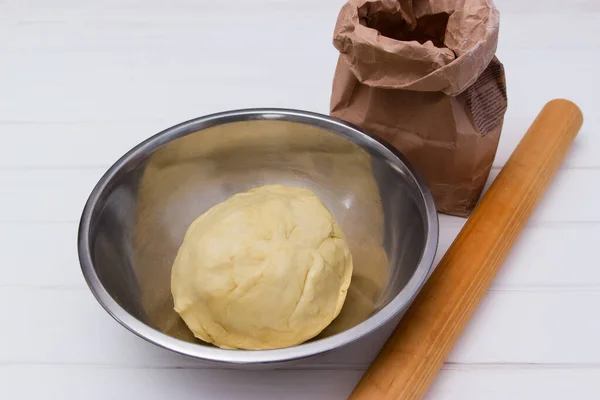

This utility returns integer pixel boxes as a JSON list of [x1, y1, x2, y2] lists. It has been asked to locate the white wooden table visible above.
[[1, 1, 599, 398]]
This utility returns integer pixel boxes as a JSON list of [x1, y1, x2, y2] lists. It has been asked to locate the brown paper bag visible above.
[[330, 0, 507, 216]]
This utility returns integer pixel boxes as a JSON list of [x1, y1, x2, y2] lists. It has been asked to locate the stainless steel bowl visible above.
[[78, 109, 438, 366]]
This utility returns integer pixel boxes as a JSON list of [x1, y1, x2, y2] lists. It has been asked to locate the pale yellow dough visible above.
[[170, 184, 353, 350]]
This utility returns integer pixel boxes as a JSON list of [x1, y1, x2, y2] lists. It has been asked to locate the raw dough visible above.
[[170, 184, 353, 350]]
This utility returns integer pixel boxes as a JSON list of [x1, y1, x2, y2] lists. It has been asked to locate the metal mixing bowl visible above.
[[78, 109, 438, 366]]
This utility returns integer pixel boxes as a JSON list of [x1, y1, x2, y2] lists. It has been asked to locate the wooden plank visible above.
[[0, 168, 597, 223], [0, 20, 597, 124], [428, 366, 600, 400], [0, 169, 102, 223], [2, 288, 600, 367], [0, 366, 360, 400], [437, 222, 600, 290], [1, 364, 600, 400], [1, 116, 598, 168], [3, 14, 599, 54], [7, 0, 600, 22], [0, 223, 83, 288], [0, 49, 596, 124], [0, 122, 165, 168], [3, 221, 599, 290]]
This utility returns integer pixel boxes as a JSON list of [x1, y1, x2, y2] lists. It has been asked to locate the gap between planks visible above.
[[2, 361, 600, 371]]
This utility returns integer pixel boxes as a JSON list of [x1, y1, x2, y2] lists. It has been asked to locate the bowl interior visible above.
[[86, 115, 430, 350]]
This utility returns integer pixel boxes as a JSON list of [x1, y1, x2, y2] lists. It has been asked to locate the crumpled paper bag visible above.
[[331, 0, 507, 216]]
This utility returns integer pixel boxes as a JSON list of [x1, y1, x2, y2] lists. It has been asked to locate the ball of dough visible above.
[[170, 184, 353, 350]]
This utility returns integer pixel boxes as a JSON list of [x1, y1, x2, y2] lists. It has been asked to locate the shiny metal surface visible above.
[[78, 109, 438, 366]]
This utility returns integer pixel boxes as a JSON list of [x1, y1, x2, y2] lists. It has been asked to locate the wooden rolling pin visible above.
[[349, 99, 584, 400]]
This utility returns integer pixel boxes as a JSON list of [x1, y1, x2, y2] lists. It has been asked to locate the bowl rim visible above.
[[78, 108, 439, 365]]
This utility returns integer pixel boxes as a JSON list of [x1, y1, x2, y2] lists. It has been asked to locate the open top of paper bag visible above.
[[333, 0, 500, 95]]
